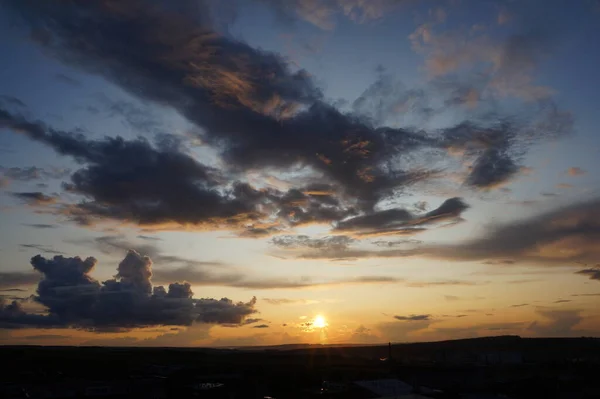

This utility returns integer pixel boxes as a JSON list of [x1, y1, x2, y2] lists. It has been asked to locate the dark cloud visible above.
[[482, 259, 516, 265], [0, 107, 354, 233], [571, 293, 600, 297], [23, 223, 58, 229], [0, 0, 573, 236], [10, 191, 57, 205], [394, 314, 431, 321], [528, 309, 584, 337], [334, 197, 468, 237], [0, 298, 56, 329], [576, 267, 600, 281], [242, 318, 263, 325], [252, 324, 269, 328], [0, 288, 28, 292], [19, 244, 66, 255], [271, 235, 354, 251], [0, 251, 257, 330], [415, 198, 600, 265], [510, 303, 529, 308], [372, 239, 422, 247], [55, 73, 81, 87], [0, 95, 26, 108], [0, 0, 473, 216], [553, 299, 572, 303], [0, 271, 40, 289]]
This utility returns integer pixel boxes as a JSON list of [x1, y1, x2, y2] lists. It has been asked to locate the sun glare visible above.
[[313, 314, 327, 328]]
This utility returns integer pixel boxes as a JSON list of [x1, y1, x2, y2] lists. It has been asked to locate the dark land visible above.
[[1, 336, 599, 399]]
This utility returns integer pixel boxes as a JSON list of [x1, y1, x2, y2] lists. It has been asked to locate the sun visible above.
[[313, 314, 328, 328]]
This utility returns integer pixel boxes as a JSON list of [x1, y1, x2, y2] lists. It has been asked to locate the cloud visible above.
[[571, 293, 600, 297], [0, 0, 572, 234], [567, 167, 586, 176], [262, 298, 318, 305], [19, 244, 66, 255], [95, 95, 165, 133], [415, 197, 600, 265], [0, 271, 40, 289], [252, 324, 270, 328], [152, 265, 402, 289], [10, 191, 57, 206], [0, 166, 70, 182], [576, 267, 600, 281], [0, 251, 257, 330], [257, 0, 413, 30], [23, 224, 58, 229], [271, 235, 354, 250], [407, 12, 572, 189], [553, 299, 571, 304], [527, 309, 584, 337], [55, 73, 81, 86], [137, 235, 162, 241], [410, 16, 556, 101], [0, 95, 26, 108], [406, 280, 481, 288], [372, 239, 422, 247], [334, 197, 469, 237], [510, 303, 529, 308], [394, 314, 431, 321], [84, 235, 225, 268]]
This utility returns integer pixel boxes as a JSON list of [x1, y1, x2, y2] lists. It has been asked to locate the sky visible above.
[[0, 0, 600, 347]]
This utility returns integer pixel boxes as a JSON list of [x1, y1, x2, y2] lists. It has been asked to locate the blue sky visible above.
[[1, 0, 600, 347]]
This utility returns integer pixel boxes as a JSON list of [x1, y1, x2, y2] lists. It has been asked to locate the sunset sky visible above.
[[1, 0, 600, 347]]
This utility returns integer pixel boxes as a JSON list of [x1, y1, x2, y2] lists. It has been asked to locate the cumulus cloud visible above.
[[0, 251, 257, 330]]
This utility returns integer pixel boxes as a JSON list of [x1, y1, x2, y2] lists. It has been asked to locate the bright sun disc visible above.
[[313, 315, 327, 328]]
